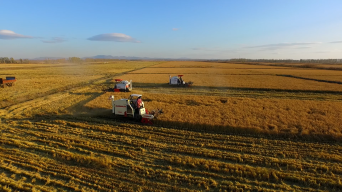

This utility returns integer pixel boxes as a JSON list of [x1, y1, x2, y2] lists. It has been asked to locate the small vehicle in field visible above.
[[169, 75, 193, 87], [114, 79, 132, 92], [0, 77, 16, 88]]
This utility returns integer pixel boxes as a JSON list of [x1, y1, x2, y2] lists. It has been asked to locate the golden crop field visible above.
[[249, 68, 342, 76], [116, 73, 342, 91], [151, 61, 291, 69], [86, 92, 342, 137], [1, 61, 342, 191], [0, 61, 159, 108], [129, 67, 265, 74]]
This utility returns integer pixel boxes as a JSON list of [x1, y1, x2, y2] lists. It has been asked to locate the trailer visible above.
[[0, 77, 16, 88]]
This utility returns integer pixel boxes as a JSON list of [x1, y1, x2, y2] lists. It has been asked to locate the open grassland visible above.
[[0, 61, 342, 191]]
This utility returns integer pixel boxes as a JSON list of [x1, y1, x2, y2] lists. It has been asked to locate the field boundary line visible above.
[[277, 74, 342, 85]]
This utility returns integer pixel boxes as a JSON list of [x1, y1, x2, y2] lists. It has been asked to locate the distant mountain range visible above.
[[32, 55, 204, 61]]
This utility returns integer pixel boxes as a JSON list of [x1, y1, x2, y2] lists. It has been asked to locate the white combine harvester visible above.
[[110, 94, 162, 124], [169, 75, 193, 87], [114, 79, 132, 92]]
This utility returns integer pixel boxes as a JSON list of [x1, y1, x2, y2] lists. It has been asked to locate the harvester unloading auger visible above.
[[169, 75, 193, 87], [110, 94, 163, 125]]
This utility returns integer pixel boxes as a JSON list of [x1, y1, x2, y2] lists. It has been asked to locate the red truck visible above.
[[0, 77, 16, 88]]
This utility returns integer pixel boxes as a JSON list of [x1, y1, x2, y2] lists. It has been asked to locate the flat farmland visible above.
[[129, 67, 265, 75], [86, 92, 342, 136], [151, 61, 291, 69], [1, 61, 342, 191], [117, 73, 342, 91], [0, 61, 158, 108]]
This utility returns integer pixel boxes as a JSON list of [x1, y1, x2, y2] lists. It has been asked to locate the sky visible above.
[[1, 0, 342, 59]]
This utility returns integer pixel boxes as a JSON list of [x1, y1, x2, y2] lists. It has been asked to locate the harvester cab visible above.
[[169, 75, 193, 87], [114, 79, 132, 92]]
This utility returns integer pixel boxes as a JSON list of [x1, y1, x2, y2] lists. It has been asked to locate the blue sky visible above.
[[1, 0, 342, 59]]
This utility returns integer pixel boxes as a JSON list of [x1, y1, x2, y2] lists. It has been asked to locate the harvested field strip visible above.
[[1, 119, 342, 191]]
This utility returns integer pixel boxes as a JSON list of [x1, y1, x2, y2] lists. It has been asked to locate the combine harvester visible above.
[[110, 94, 162, 125], [113, 79, 132, 92], [0, 76, 16, 88], [169, 75, 193, 87]]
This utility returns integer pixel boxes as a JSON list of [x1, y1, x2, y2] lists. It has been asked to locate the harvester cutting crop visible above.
[[169, 75, 193, 87], [114, 79, 132, 92], [110, 94, 162, 125]]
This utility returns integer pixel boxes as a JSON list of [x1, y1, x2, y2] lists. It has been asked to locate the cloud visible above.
[[192, 48, 206, 51], [294, 46, 312, 49], [244, 42, 320, 51], [0, 30, 33, 39], [87, 33, 140, 42], [172, 28, 179, 31], [42, 37, 66, 43], [329, 41, 342, 43], [192, 47, 238, 53]]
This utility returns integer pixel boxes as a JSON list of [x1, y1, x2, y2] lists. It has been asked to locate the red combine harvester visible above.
[[110, 94, 163, 125], [113, 79, 132, 92], [0, 77, 16, 88]]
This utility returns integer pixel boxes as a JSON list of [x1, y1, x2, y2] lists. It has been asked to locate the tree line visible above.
[[0, 57, 124, 64], [0, 57, 30, 64]]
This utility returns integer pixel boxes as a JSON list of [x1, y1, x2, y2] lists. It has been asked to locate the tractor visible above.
[[169, 75, 193, 87], [110, 94, 162, 125]]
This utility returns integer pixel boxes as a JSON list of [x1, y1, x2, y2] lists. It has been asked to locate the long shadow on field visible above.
[[133, 82, 342, 95], [65, 91, 106, 115], [8, 109, 342, 144]]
